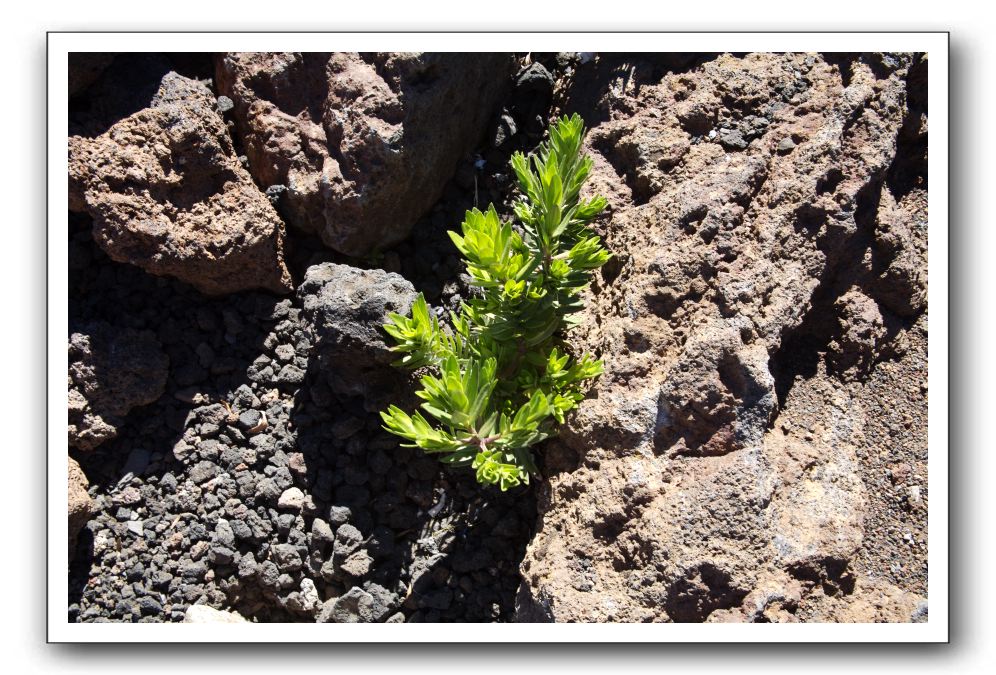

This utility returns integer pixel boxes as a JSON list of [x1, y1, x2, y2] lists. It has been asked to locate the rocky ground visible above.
[[517, 52, 929, 622], [66, 51, 928, 623]]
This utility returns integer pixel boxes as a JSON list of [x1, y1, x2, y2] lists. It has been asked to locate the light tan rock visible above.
[[68, 457, 93, 562], [183, 604, 248, 623]]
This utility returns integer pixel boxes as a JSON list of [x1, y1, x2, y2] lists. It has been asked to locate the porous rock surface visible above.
[[516, 52, 928, 622], [69, 72, 293, 295], [215, 52, 512, 256], [298, 262, 417, 410], [68, 320, 169, 451], [68, 457, 94, 561]]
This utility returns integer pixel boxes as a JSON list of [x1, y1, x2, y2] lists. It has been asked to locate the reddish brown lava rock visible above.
[[68, 72, 293, 296], [215, 52, 512, 257], [516, 52, 928, 623]]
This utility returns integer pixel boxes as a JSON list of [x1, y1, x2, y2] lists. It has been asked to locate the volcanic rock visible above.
[[215, 52, 512, 256], [68, 457, 93, 561], [68, 72, 293, 295], [68, 320, 169, 451], [516, 52, 928, 623]]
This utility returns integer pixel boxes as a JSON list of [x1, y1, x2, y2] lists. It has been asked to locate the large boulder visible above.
[[215, 52, 512, 256], [68, 320, 169, 451], [516, 53, 928, 622], [68, 457, 93, 561], [68, 72, 293, 295]]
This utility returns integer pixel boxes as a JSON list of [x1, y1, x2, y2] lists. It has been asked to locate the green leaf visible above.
[[380, 114, 609, 489]]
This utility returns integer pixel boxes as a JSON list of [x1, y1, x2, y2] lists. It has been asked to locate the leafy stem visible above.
[[380, 114, 610, 490]]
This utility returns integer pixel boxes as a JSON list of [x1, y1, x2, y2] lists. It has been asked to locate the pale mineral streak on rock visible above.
[[766, 431, 867, 569]]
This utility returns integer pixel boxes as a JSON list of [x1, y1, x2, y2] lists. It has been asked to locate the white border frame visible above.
[[48, 31, 949, 643]]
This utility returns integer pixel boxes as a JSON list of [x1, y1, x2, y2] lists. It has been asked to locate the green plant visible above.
[[380, 114, 610, 490]]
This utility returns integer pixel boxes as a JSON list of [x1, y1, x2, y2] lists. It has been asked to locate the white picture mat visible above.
[[48, 31, 949, 643]]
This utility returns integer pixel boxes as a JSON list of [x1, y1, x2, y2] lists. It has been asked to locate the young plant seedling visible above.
[[380, 114, 611, 490]]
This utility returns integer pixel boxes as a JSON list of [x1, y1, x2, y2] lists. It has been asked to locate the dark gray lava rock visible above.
[[364, 582, 399, 622], [68, 321, 169, 451], [299, 263, 416, 369], [311, 519, 335, 548], [299, 263, 417, 407], [271, 543, 303, 573], [317, 587, 375, 623], [333, 523, 364, 560]]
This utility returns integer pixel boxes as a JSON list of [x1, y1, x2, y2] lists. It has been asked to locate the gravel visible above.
[[68, 150, 537, 625]]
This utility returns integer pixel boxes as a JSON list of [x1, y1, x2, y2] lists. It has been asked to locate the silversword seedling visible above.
[[380, 114, 611, 490]]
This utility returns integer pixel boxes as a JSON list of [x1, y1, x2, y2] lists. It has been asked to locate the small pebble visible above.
[[277, 487, 305, 511]]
